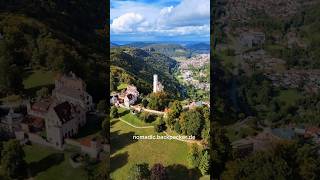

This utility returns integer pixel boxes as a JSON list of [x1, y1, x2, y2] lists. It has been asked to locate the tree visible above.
[[199, 150, 210, 175], [101, 117, 110, 143], [174, 121, 182, 134], [169, 100, 182, 118], [110, 106, 118, 119], [147, 92, 170, 111], [165, 111, 177, 130], [142, 98, 148, 108], [179, 109, 203, 138], [0, 140, 26, 178], [295, 144, 320, 179], [150, 163, 167, 180], [94, 157, 109, 180], [154, 117, 166, 133], [97, 99, 107, 113], [188, 144, 201, 167], [0, 54, 24, 95], [223, 151, 292, 180], [128, 163, 150, 180], [36, 87, 49, 100], [211, 124, 232, 179]]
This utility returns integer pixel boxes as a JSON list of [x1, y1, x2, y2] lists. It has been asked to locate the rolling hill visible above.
[[110, 47, 184, 96], [142, 43, 192, 58], [119, 42, 192, 58], [186, 42, 210, 54], [0, 0, 107, 101]]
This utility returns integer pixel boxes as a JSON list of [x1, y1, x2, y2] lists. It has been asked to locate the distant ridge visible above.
[[186, 42, 210, 53], [110, 42, 119, 47]]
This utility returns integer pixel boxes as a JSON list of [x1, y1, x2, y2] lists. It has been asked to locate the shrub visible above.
[[110, 106, 118, 119], [150, 163, 167, 180], [174, 121, 181, 134], [128, 163, 150, 180]]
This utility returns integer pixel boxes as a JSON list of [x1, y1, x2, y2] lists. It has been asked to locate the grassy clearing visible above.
[[117, 83, 128, 91], [118, 107, 158, 126], [277, 89, 301, 106], [23, 70, 55, 89], [24, 143, 87, 180], [0, 95, 22, 104], [110, 119, 199, 179]]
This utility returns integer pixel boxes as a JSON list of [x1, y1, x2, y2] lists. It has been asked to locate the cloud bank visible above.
[[110, 0, 210, 41]]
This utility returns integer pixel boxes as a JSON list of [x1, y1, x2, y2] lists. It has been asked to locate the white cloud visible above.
[[111, 1, 160, 22], [157, 0, 210, 27], [110, 0, 210, 38], [156, 24, 210, 36], [111, 13, 146, 33]]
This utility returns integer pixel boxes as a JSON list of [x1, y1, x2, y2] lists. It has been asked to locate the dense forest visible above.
[[0, 0, 107, 101], [212, 0, 320, 179], [121, 43, 192, 58], [110, 47, 183, 96]]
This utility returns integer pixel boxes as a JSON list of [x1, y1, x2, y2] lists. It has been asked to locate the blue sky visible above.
[[110, 0, 210, 42]]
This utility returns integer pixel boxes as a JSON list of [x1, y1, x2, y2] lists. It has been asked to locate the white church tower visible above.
[[153, 74, 164, 93]]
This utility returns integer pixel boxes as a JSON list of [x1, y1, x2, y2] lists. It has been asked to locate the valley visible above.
[[110, 41, 210, 179], [213, 0, 320, 178]]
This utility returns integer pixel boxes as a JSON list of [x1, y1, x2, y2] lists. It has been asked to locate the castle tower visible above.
[[153, 74, 158, 93]]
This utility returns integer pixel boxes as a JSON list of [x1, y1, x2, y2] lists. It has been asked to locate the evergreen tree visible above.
[[187, 144, 201, 167], [0, 140, 26, 178], [199, 151, 210, 175]]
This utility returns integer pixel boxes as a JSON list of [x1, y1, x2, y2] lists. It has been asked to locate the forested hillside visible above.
[[142, 44, 191, 58], [110, 47, 183, 96], [0, 0, 106, 101]]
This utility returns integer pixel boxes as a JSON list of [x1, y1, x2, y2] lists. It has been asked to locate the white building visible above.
[[45, 101, 86, 148], [52, 72, 93, 111], [153, 74, 164, 93], [0, 109, 23, 136], [124, 85, 139, 107], [22, 72, 91, 149]]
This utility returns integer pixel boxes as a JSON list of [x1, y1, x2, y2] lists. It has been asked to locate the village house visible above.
[[124, 85, 139, 107], [80, 137, 103, 159], [110, 84, 139, 107], [232, 130, 282, 157], [0, 108, 24, 137]]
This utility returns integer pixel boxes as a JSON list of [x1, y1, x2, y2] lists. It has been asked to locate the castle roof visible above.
[[79, 137, 101, 148], [53, 101, 75, 124], [22, 115, 45, 129], [31, 98, 53, 113]]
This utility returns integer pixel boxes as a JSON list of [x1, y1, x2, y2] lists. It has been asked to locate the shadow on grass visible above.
[[75, 114, 102, 139], [166, 164, 201, 180], [110, 130, 138, 155], [110, 151, 129, 173], [110, 119, 119, 127], [28, 153, 64, 177], [118, 109, 130, 117]]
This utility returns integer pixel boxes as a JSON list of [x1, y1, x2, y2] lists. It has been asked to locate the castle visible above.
[[23, 72, 93, 148], [52, 72, 93, 111]]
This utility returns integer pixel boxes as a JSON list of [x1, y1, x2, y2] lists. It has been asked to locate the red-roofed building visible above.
[[80, 137, 102, 158]]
